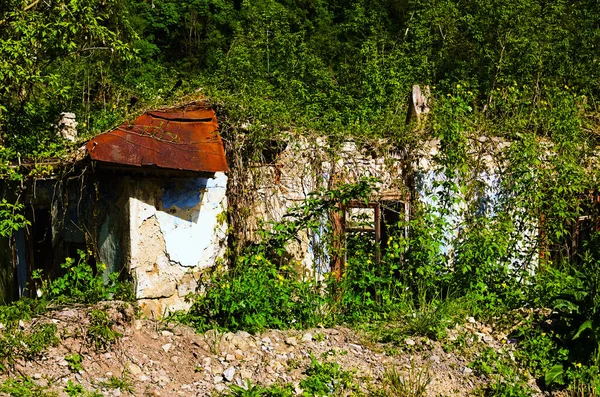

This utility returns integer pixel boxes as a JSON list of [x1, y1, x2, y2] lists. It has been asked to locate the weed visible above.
[[383, 361, 432, 397], [471, 348, 535, 397], [286, 357, 301, 370], [313, 332, 325, 342], [0, 322, 58, 371], [469, 347, 499, 376], [226, 380, 294, 396], [300, 357, 356, 396], [0, 376, 57, 396], [65, 353, 84, 372], [87, 309, 122, 351], [205, 328, 224, 355], [101, 374, 134, 394], [65, 381, 85, 396], [34, 250, 131, 305]]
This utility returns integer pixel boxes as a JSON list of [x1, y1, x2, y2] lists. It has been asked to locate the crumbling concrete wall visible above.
[[127, 172, 228, 318], [241, 135, 408, 276]]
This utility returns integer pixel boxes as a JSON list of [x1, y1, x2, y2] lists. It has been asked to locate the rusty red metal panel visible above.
[[87, 103, 228, 173]]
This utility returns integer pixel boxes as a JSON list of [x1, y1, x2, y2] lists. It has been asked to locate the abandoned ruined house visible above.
[[2, 88, 579, 317], [0, 103, 229, 317]]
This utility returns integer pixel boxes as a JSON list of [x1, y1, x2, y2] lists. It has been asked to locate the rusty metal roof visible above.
[[87, 103, 228, 173]]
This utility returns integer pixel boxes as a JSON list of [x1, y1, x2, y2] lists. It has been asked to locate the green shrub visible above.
[[87, 309, 122, 351], [227, 381, 294, 397], [0, 323, 58, 371], [0, 376, 57, 397], [34, 250, 131, 305], [65, 354, 84, 373], [300, 358, 356, 396], [182, 255, 325, 333]]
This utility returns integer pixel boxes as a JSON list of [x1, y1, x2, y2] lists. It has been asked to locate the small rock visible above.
[[463, 367, 473, 375], [240, 369, 252, 380], [157, 375, 170, 385], [467, 317, 476, 324], [223, 367, 236, 382], [430, 355, 440, 364], [285, 337, 297, 346], [215, 383, 227, 393], [33, 373, 42, 379], [171, 356, 179, 364], [161, 343, 172, 353], [134, 320, 143, 330], [405, 338, 416, 346], [301, 333, 313, 342], [58, 360, 69, 367], [261, 337, 272, 344], [214, 376, 224, 384], [128, 363, 143, 376], [234, 349, 244, 360], [161, 330, 174, 337], [226, 354, 235, 362], [113, 389, 121, 397], [348, 343, 362, 351], [139, 375, 150, 382], [18, 320, 25, 329]]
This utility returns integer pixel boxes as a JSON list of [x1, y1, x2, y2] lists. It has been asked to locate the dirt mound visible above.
[[0, 302, 538, 396]]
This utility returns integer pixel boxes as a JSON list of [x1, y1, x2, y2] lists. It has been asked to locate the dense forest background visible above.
[[1, 0, 600, 156]]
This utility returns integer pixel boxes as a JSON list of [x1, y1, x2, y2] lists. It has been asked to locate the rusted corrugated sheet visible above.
[[87, 103, 228, 173]]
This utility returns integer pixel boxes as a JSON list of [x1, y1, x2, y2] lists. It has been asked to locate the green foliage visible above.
[[65, 353, 84, 373], [180, 179, 376, 333], [87, 309, 122, 351], [227, 380, 294, 397], [101, 374, 133, 394], [0, 376, 57, 397], [0, 0, 135, 152], [34, 249, 132, 304], [300, 357, 355, 397], [0, 199, 30, 237], [64, 381, 85, 397], [225, 358, 355, 397], [65, 380, 105, 397], [471, 348, 534, 397], [383, 362, 432, 397], [0, 322, 58, 371], [182, 257, 324, 333]]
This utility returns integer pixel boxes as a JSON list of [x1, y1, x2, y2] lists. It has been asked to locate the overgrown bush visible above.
[[182, 255, 325, 333], [33, 250, 133, 304]]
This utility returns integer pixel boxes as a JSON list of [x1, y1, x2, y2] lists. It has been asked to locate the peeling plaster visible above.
[[128, 172, 228, 316]]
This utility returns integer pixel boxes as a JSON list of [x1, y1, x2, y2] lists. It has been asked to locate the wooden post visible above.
[[330, 203, 346, 281]]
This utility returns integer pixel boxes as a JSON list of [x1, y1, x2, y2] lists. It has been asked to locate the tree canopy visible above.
[[1, 0, 599, 155]]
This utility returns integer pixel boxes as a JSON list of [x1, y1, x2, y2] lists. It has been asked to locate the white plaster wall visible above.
[[128, 172, 228, 318]]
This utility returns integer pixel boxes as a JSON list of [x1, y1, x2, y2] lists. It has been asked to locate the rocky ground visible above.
[[0, 302, 543, 396]]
